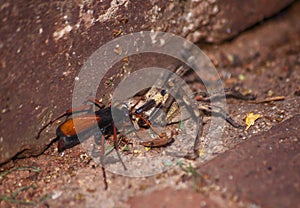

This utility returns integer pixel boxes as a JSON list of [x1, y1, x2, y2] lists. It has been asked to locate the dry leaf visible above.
[[245, 112, 262, 130]]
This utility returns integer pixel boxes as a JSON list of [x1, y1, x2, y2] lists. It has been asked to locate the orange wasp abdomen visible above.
[[58, 116, 101, 137]]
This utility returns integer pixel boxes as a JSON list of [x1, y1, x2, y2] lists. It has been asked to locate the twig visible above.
[[249, 96, 285, 104]]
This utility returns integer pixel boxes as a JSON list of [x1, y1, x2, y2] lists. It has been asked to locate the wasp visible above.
[[36, 95, 176, 189], [36, 96, 174, 149]]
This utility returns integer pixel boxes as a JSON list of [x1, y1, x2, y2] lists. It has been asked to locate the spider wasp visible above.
[[36, 92, 177, 190], [36, 64, 256, 190]]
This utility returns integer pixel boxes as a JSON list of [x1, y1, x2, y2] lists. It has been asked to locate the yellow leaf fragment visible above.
[[245, 112, 262, 130], [198, 148, 205, 157]]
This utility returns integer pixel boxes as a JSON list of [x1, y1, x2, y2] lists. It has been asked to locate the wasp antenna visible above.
[[36, 121, 54, 139], [36, 111, 70, 139]]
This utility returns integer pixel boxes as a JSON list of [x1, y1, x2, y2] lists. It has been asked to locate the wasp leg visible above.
[[113, 125, 127, 171], [224, 88, 256, 100], [86, 96, 105, 108], [195, 88, 256, 102], [199, 105, 244, 128], [100, 134, 108, 190], [99, 125, 127, 190]]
